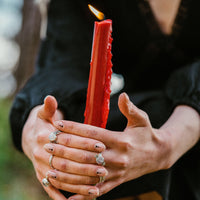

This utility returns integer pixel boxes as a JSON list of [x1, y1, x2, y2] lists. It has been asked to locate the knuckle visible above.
[[91, 129, 98, 136], [118, 156, 129, 168], [58, 146, 65, 156], [67, 121, 75, 131], [87, 126, 98, 137], [82, 152, 90, 163], [81, 139, 90, 149], [88, 177, 99, 185], [33, 148, 41, 160], [119, 138, 133, 151], [51, 179, 61, 189], [36, 131, 46, 143], [63, 134, 72, 146], [60, 161, 67, 171], [82, 166, 91, 175], [116, 169, 125, 178]]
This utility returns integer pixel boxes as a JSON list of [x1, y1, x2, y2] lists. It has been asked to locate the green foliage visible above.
[[0, 99, 50, 200]]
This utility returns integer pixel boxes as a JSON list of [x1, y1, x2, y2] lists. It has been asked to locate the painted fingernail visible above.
[[123, 92, 129, 100], [95, 143, 106, 150], [44, 144, 54, 152], [54, 121, 64, 128], [47, 171, 57, 179], [88, 188, 99, 196], [97, 168, 108, 176]]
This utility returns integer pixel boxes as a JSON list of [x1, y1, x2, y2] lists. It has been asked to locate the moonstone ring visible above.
[[95, 153, 105, 166], [42, 176, 50, 187], [49, 130, 60, 143]]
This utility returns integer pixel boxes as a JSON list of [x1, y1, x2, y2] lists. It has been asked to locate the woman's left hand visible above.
[[53, 93, 172, 200]]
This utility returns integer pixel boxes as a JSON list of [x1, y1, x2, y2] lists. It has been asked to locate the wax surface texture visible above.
[[84, 19, 113, 128]]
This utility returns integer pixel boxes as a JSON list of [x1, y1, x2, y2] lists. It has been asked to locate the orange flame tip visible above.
[[88, 4, 105, 20]]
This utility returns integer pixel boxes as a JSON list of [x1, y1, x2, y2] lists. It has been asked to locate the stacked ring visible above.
[[42, 175, 50, 187], [49, 130, 60, 143], [49, 155, 54, 169], [95, 153, 105, 166], [95, 153, 106, 183], [99, 176, 106, 183]]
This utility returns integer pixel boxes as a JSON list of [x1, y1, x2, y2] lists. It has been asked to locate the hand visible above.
[[22, 95, 107, 199], [53, 93, 172, 200], [22, 95, 67, 200]]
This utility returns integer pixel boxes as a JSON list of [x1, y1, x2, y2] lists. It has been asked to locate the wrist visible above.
[[153, 128, 174, 170], [159, 105, 200, 169]]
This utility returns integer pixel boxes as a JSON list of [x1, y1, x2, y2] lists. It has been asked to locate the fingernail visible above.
[[97, 168, 108, 176], [95, 143, 106, 150], [54, 121, 64, 128], [47, 171, 57, 179], [88, 188, 99, 196], [44, 95, 49, 102], [123, 92, 129, 100], [44, 144, 54, 152]]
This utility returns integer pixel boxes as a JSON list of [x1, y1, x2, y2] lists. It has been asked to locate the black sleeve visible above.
[[9, 0, 94, 151], [165, 60, 200, 114]]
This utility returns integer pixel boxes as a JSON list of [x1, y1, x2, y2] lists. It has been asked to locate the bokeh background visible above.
[[0, 0, 50, 199]]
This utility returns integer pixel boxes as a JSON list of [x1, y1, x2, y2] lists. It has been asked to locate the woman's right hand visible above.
[[22, 96, 107, 200], [22, 96, 68, 200]]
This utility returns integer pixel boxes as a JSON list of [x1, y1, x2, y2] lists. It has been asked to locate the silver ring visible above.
[[95, 153, 105, 166], [49, 130, 60, 143], [99, 176, 106, 183], [49, 155, 54, 169], [42, 176, 50, 187]]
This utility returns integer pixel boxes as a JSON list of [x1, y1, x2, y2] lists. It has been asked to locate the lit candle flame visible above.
[[88, 4, 105, 20]]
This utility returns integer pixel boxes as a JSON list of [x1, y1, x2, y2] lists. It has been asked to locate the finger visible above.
[[49, 179, 100, 197], [53, 121, 119, 147], [38, 95, 58, 122], [68, 194, 93, 200], [44, 143, 128, 170], [56, 133, 106, 152], [98, 179, 121, 197], [34, 149, 107, 178], [44, 143, 98, 164], [37, 173, 68, 200], [118, 92, 150, 127], [37, 161, 100, 196], [33, 146, 52, 166], [47, 170, 99, 185], [52, 156, 108, 177]]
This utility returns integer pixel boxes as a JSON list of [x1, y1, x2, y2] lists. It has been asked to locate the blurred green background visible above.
[[0, 0, 51, 199], [0, 99, 50, 200]]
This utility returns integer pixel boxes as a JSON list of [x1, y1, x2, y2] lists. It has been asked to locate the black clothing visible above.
[[10, 0, 200, 199]]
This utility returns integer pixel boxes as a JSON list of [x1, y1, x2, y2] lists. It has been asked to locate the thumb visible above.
[[118, 93, 149, 127], [37, 95, 58, 123]]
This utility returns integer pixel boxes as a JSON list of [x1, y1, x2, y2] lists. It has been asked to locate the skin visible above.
[[22, 93, 200, 200], [22, 1, 198, 199], [149, 0, 181, 35], [22, 96, 108, 200], [51, 93, 200, 200]]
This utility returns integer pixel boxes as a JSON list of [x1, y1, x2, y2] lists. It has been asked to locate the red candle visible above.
[[84, 13, 113, 128]]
